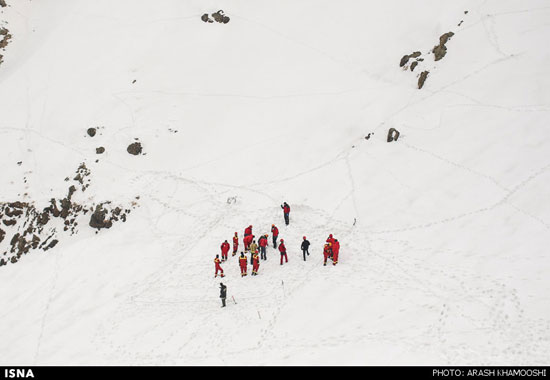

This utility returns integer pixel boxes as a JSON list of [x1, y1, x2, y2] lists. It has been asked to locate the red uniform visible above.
[[244, 234, 253, 251], [220, 241, 230, 261], [323, 244, 331, 266], [332, 240, 340, 265], [214, 257, 224, 277], [232, 233, 239, 255], [271, 225, 279, 247], [252, 253, 260, 275], [244, 225, 252, 236], [283, 204, 290, 214], [239, 254, 248, 277], [278, 241, 288, 265]]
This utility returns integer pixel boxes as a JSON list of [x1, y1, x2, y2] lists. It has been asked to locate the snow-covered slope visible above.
[[1, 0, 549, 365]]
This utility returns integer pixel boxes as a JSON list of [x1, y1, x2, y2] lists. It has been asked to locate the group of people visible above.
[[213, 202, 340, 282], [323, 234, 340, 266]]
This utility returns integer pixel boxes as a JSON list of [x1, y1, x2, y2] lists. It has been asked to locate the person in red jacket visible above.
[[239, 252, 248, 277], [232, 232, 239, 256], [332, 239, 340, 265], [214, 254, 225, 277], [244, 225, 253, 237], [281, 202, 290, 225], [220, 240, 230, 262], [252, 252, 260, 276], [271, 224, 279, 248], [279, 238, 288, 265], [323, 243, 331, 266], [326, 234, 335, 258], [244, 234, 254, 252], [258, 234, 268, 260]]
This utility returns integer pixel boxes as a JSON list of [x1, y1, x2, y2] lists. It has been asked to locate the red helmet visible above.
[[280, 239, 284, 242], [303, 236, 306, 239]]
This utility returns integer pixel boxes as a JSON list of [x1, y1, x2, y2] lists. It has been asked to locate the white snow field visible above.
[[1, 0, 550, 366]]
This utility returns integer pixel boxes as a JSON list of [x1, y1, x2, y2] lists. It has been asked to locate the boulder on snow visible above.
[[399, 51, 421, 67], [87, 127, 97, 137], [89, 205, 113, 230], [96, 146, 105, 154], [127, 142, 143, 155], [387, 128, 400, 142], [418, 70, 429, 89], [432, 32, 454, 61]]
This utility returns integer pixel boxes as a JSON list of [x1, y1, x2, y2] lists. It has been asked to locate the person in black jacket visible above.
[[219, 283, 227, 308], [301, 236, 310, 261]]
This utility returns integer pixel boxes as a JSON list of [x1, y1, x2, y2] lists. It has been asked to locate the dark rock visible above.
[[87, 128, 97, 137], [89, 205, 113, 230], [432, 32, 454, 61], [3, 219, 16, 226], [0, 228, 4, 243], [96, 147, 105, 154], [127, 142, 143, 155], [399, 51, 421, 67], [43, 239, 58, 251], [418, 70, 429, 89], [0, 1, 6, 8], [387, 128, 400, 142], [410, 61, 418, 72]]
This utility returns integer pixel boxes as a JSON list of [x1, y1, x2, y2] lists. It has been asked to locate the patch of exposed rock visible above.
[[432, 32, 454, 61], [387, 128, 400, 142], [0, 163, 138, 267], [127, 141, 143, 155], [201, 10, 230, 24], [418, 70, 429, 89]]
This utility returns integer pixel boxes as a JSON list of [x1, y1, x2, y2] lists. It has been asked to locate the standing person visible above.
[[219, 283, 227, 308], [220, 240, 230, 262], [281, 202, 290, 225], [271, 224, 279, 248], [214, 255, 225, 278], [239, 252, 248, 277], [300, 236, 310, 261], [326, 234, 335, 258], [332, 239, 340, 266], [232, 232, 239, 256], [244, 225, 253, 238], [244, 235, 254, 252], [323, 243, 331, 266], [249, 239, 258, 264], [252, 251, 260, 276], [278, 238, 288, 265], [258, 234, 268, 260]]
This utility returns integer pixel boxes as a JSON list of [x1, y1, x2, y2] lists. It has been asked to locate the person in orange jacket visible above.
[[239, 252, 248, 277], [323, 243, 331, 266], [332, 239, 340, 265], [214, 254, 225, 277], [220, 240, 230, 262], [232, 232, 239, 256], [279, 238, 288, 265], [252, 252, 260, 276]]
